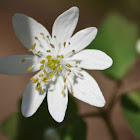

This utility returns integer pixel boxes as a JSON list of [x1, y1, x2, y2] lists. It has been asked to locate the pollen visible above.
[[36, 83, 41, 90], [27, 66, 32, 71], [41, 89, 44, 94], [40, 65, 44, 70], [57, 66, 61, 71], [32, 43, 36, 50], [32, 78, 39, 83], [40, 60, 45, 64], [49, 73, 54, 78], [21, 58, 26, 63]]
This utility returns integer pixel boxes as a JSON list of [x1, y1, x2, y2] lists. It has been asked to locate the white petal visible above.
[[67, 70, 105, 107], [70, 49, 113, 70], [12, 14, 51, 50], [0, 55, 39, 75], [47, 76, 68, 123], [22, 81, 46, 117], [64, 27, 97, 55], [52, 7, 79, 54]]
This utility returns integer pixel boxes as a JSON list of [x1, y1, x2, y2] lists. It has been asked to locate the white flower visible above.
[[0, 7, 113, 122]]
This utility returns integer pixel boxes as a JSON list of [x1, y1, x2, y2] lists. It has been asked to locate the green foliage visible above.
[[87, 12, 138, 80], [0, 96, 87, 140], [121, 92, 140, 138]]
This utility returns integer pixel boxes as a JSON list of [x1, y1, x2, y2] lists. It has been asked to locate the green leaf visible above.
[[0, 96, 87, 140], [87, 12, 138, 80], [121, 92, 140, 138]]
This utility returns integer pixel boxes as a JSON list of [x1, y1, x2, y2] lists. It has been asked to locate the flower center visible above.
[[46, 55, 60, 71]]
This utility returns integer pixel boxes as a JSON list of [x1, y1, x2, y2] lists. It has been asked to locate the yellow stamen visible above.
[[27, 66, 32, 71], [75, 65, 78, 68], [72, 50, 75, 55], [41, 77, 48, 81], [50, 43, 55, 48], [36, 83, 41, 90], [22, 58, 26, 63], [30, 77, 34, 80], [66, 64, 71, 67], [40, 33, 44, 35], [32, 78, 39, 83], [71, 90, 74, 95], [40, 60, 45, 64], [41, 89, 44, 94], [54, 36, 56, 38], [67, 73, 71, 76], [39, 74, 44, 77], [47, 50, 51, 52], [57, 55, 60, 58], [64, 78, 66, 82], [68, 69, 71, 72], [62, 90, 64, 95], [43, 69, 48, 75], [49, 73, 54, 79], [32, 43, 36, 50], [61, 55, 64, 58], [47, 55, 52, 60], [38, 51, 41, 53], [35, 37, 38, 40], [64, 85, 66, 90], [64, 42, 66, 47], [76, 61, 78, 64], [57, 66, 61, 71], [47, 36, 49, 38], [40, 65, 44, 70], [68, 42, 71, 45]]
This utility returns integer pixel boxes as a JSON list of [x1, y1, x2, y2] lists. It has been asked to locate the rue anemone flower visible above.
[[0, 7, 113, 122]]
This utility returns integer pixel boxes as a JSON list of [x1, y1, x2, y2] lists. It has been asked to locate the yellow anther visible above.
[[47, 55, 52, 60], [54, 36, 56, 38], [39, 74, 44, 77], [61, 55, 64, 58], [64, 85, 66, 90], [68, 69, 71, 72], [47, 36, 49, 38], [47, 50, 51, 52], [57, 55, 60, 58], [49, 73, 54, 79], [75, 65, 78, 68], [30, 77, 34, 80], [57, 66, 61, 71], [62, 90, 65, 95], [40, 65, 44, 70], [40, 33, 44, 35], [41, 89, 44, 94], [64, 78, 66, 82], [67, 73, 71, 76], [32, 78, 39, 83], [36, 83, 41, 90], [43, 81, 48, 83], [32, 43, 36, 50], [27, 49, 30, 53], [38, 51, 41, 54], [43, 69, 48, 75], [66, 64, 71, 67], [50, 43, 55, 48], [76, 61, 78, 64], [78, 73, 83, 76], [68, 42, 71, 45], [22, 58, 26, 63], [72, 50, 75, 55], [35, 37, 38, 40], [27, 66, 32, 71], [41, 77, 48, 81], [40, 60, 45, 64], [64, 42, 66, 47]]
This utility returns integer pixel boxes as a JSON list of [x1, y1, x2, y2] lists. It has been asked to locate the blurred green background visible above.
[[1, 0, 140, 140]]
